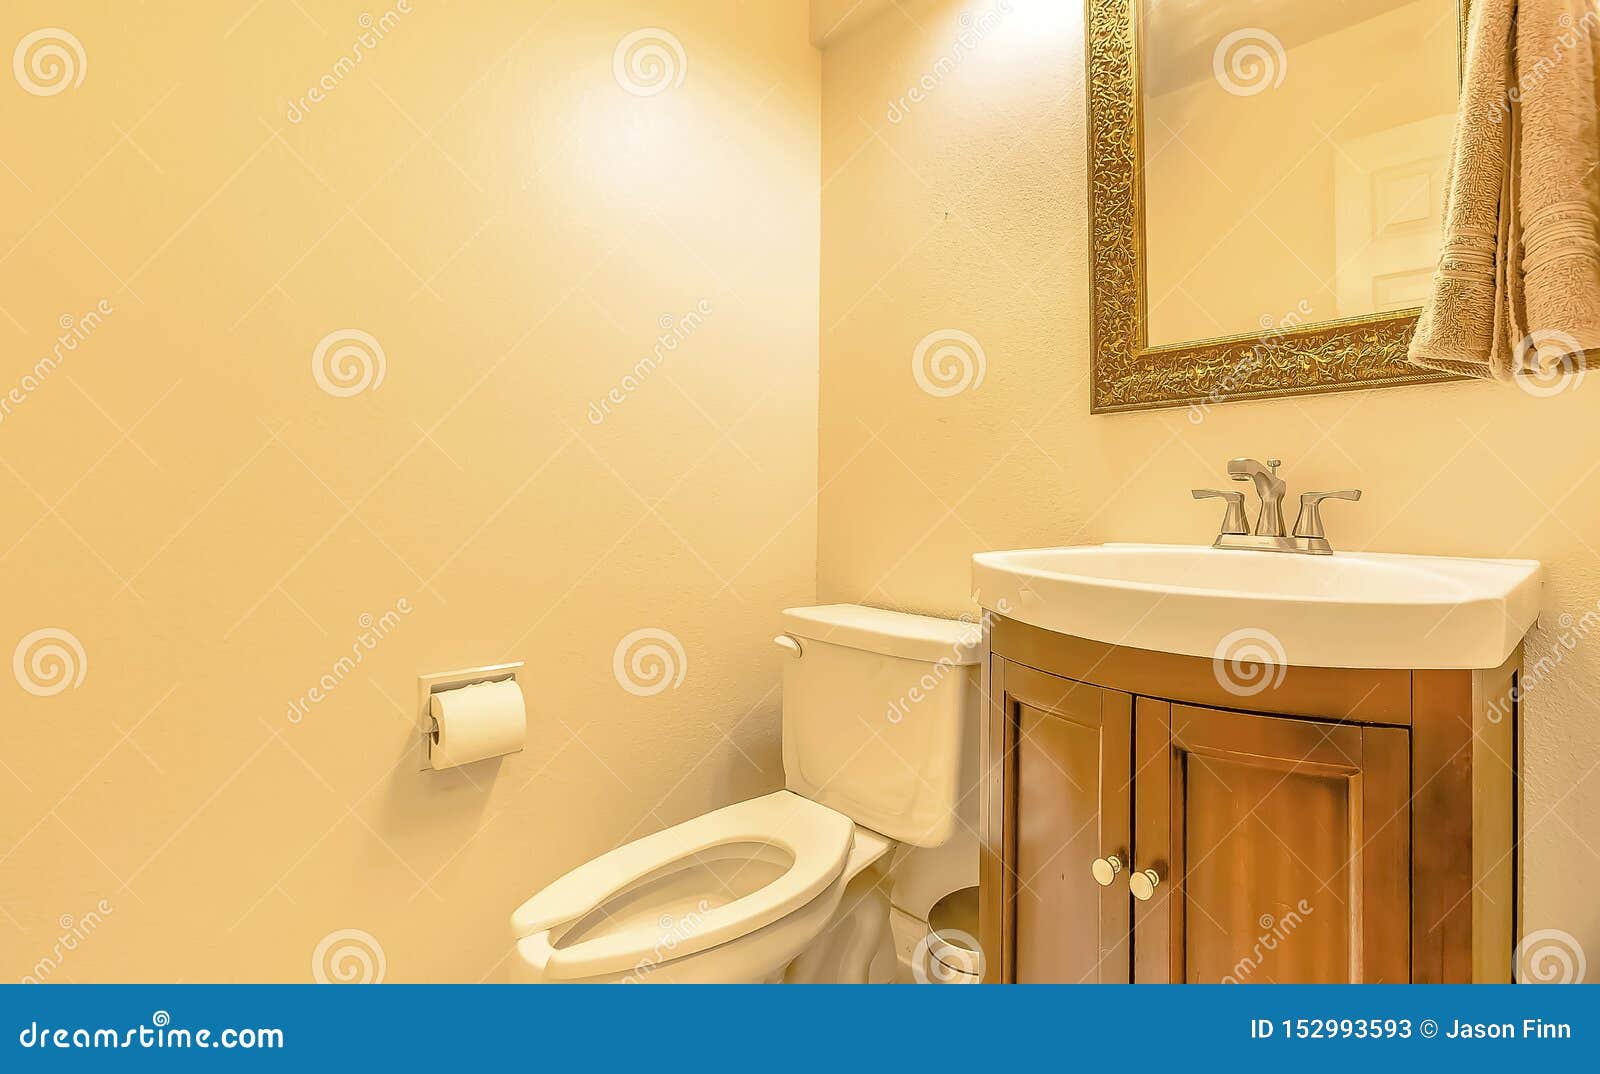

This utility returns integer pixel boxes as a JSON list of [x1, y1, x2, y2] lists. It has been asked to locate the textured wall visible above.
[[819, 0, 1599, 974], [1, 0, 818, 982]]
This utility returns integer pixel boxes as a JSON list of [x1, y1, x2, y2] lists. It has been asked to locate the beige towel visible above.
[[1408, 0, 1600, 381]]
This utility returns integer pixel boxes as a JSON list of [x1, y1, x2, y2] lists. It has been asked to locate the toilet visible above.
[[509, 604, 983, 983]]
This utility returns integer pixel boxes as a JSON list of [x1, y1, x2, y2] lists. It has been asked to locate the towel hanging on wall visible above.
[[1407, 0, 1600, 383]]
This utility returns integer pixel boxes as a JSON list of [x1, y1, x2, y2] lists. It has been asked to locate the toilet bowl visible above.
[[509, 604, 982, 984], [511, 791, 893, 983]]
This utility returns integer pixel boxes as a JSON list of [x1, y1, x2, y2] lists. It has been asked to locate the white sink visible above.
[[972, 544, 1541, 670]]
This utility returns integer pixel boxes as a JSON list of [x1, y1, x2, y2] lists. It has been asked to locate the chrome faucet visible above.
[[1193, 457, 1361, 555], [1226, 457, 1286, 536]]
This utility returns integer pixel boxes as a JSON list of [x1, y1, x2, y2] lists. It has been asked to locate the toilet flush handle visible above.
[[774, 634, 803, 658]]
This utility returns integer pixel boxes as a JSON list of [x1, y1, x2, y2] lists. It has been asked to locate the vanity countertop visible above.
[[973, 543, 1541, 671]]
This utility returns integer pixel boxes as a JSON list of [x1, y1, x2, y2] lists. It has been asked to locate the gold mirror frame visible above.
[[1087, 0, 1470, 414]]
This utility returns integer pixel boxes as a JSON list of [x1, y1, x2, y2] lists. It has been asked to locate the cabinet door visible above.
[[1133, 700, 1410, 983], [985, 659, 1132, 983]]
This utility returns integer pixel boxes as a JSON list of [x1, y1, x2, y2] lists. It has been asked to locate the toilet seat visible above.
[[510, 791, 861, 981]]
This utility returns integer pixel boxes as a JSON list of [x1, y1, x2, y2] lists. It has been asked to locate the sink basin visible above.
[[972, 544, 1542, 670]]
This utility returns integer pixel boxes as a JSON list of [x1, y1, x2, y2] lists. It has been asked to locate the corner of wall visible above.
[[810, 0, 897, 48]]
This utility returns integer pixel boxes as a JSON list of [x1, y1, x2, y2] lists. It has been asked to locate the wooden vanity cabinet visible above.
[[1132, 700, 1411, 983], [995, 663, 1132, 983], [979, 616, 1520, 984]]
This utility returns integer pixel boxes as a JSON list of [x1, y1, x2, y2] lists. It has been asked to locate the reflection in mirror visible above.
[[1140, 0, 1460, 348]]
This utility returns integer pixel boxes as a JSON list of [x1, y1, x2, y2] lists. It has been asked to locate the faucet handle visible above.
[[1193, 489, 1249, 535], [1293, 489, 1361, 539]]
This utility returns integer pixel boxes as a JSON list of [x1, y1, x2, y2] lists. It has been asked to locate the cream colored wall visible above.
[[819, 0, 1599, 966], [1, 1, 818, 982], [811, 0, 895, 46]]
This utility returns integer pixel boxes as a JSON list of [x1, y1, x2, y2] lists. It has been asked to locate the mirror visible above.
[[1087, 0, 1468, 413], [1141, 0, 1461, 346]]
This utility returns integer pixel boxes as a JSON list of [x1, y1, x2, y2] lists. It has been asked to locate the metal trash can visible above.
[[919, 885, 982, 983]]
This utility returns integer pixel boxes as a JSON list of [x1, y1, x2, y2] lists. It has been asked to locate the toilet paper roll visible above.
[[429, 678, 526, 770]]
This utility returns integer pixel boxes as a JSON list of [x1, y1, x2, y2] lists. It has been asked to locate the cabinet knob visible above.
[[1129, 868, 1161, 901], [1090, 855, 1122, 887]]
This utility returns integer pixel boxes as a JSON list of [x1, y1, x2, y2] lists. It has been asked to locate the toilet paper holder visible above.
[[417, 661, 524, 771]]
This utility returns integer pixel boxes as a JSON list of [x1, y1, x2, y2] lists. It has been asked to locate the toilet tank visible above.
[[778, 605, 983, 848]]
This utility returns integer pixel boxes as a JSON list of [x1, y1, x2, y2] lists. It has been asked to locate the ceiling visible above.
[[1141, 0, 1445, 95]]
